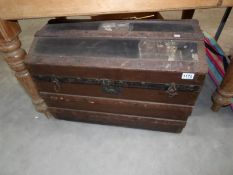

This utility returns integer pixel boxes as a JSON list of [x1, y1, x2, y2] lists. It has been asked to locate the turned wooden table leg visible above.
[[0, 20, 50, 117], [212, 60, 233, 111]]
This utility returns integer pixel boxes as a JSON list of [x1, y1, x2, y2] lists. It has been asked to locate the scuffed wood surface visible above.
[[0, 0, 233, 20]]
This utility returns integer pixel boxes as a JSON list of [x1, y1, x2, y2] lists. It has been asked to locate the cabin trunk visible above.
[[25, 19, 207, 133]]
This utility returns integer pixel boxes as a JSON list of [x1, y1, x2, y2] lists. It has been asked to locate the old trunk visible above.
[[25, 19, 207, 133]]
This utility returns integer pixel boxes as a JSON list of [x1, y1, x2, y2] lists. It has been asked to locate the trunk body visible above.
[[25, 19, 207, 133]]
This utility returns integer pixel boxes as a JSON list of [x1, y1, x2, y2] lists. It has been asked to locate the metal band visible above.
[[33, 74, 200, 93]]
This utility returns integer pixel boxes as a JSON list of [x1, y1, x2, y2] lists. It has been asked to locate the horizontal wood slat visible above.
[[41, 93, 192, 120], [49, 107, 186, 132], [36, 81, 199, 105], [0, 0, 233, 20]]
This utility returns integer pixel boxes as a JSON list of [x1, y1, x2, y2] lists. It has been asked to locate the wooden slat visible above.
[[0, 0, 232, 20], [35, 81, 200, 106], [41, 93, 192, 120], [49, 107, 186, 132]]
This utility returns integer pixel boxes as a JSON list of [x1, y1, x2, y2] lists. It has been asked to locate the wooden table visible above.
[[0, 0, 233, 116]]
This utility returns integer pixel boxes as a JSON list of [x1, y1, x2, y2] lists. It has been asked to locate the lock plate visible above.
[[102, 79, 122, 95], [166, 82, 178, 97]]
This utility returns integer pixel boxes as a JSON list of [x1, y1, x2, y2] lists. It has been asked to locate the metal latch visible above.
[[101, 79, 122, 95], [52, 77, 61, 92], [167, 82, 178, 97]]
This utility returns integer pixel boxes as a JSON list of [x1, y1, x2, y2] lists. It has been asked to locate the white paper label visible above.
[[174, 34, 181, 38], [182, 73, 195, 80]]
